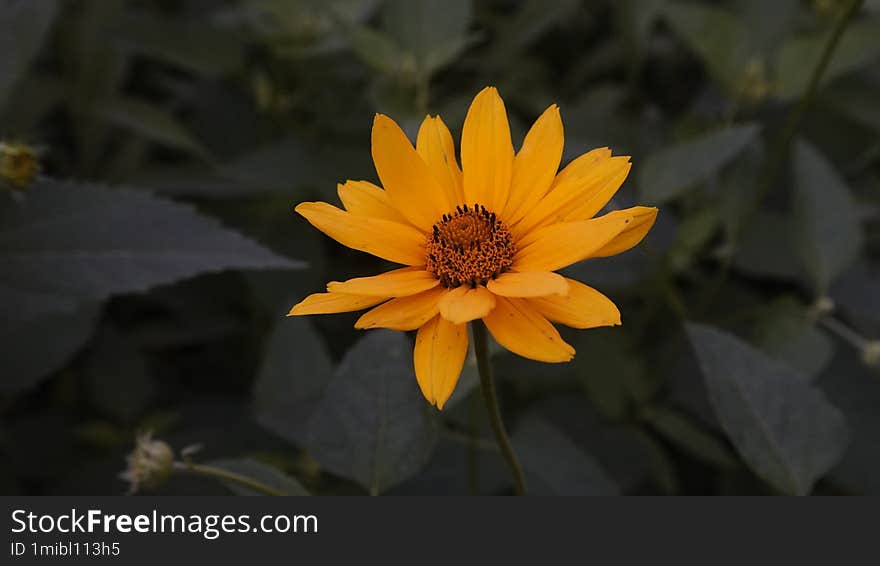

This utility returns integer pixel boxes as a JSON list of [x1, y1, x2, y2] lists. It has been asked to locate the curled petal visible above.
[[590, 206, 658, 258], [486, 271, 568, 298], [438, 285, 496, 324]]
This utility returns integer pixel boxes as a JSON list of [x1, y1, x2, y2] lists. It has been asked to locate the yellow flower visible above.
[[0, 141, 40, 189], [289, 87, 658, 409]]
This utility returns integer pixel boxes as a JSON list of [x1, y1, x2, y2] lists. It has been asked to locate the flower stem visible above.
[[173, 461, 286, 496], [820, 316, 869, 350], [468, 394, 482, 495], [471, 320, 527, 496], [702, 0, 864, 315], [737, 0, 863, 242]]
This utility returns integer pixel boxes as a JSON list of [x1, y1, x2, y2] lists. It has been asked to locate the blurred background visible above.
[[1, 0, 878, 496]]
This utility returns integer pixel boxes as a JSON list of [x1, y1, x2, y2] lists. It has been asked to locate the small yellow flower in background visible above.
[[289, 87, 658, 409], [812, 0, 846, 19], [0, 141, 40, 190], [738, 59, 773, 104]]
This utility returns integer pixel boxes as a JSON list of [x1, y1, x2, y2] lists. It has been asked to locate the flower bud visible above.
[[862, 341, 880, 369], [119, 431, 175, 494]]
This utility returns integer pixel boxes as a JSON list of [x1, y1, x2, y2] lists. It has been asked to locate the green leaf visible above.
[[686, 322, 849, 495], [639, 430, 679, 494], [616, 0, 666, 61], [643, 406, 739, 469], [662, 1, 751, 89], [792, 140, 862, 295], [513, 415, 618, 496], [638, 124, 760, 204], [822, 81, 880, 134], [207, 458, 309, 496], [717, 144, 762, 241], [382, 0, 472, 75], [820, 352, 880, 494], [752, 297, 834, 381], [100, 98, 212, 159], [0, 303, 100, 393], [572, 329, 654, 421], [253, 318, 334, 445], [733, 210, 804, 282], [343, 24, 406, 74], [0, 180, 300, 323], [117, 15, 244, 77], [735, 0, 799, 52], [667, 207, 719, 272], [488, 0, 580, 59], [421, 35, 476, 76], [0, 0, 58, 107], [774, 17, 880, 100], [831, 260, 880, 327], [0, 73, 65, 135], [83, 327, 157, 424], [220, 137, 372, 195], [307, 330, 437, 495]]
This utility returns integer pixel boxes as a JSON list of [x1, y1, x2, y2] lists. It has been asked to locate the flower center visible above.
[[425, 204, 515, 288]]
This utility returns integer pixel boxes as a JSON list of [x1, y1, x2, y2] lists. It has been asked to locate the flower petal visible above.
[[414, 315, 469, 409], [417, 115, 465, 205], [438, 284, 496, 324], [288, 292, 387, 316], [529, 278, 621, 329], [327, 267, 439, 297], [461, 87, 514, 214], [486, 271, 569, 298], [372, 114, 452, 231], [512, 210, 633, 271], [560, 160, 631, 222], [504, 104, 564, 224], [337, 180, 408, 223], [354, 287, 446, 331], [296, 201, 426, 266], [483, 297, 574, 362], [512, 149, 629, 238], [590, 206, 658, 258]]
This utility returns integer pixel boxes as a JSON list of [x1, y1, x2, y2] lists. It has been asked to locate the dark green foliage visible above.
[[1, 0, 878, 496]]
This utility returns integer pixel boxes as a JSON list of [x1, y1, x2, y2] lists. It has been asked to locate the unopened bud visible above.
[[810, 296, 836, 320], [863, 341, 880, 368], [119, 431, 175, 494]]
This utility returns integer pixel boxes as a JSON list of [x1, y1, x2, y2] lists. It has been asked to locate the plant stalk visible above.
[[174, 462, 286, 496], [737, 0, 864, 243], [471, 320, 527, 496]]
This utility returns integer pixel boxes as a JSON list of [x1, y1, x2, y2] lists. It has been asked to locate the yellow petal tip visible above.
[[287, 305, 304, 316], [293, 202, 315, 217]]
